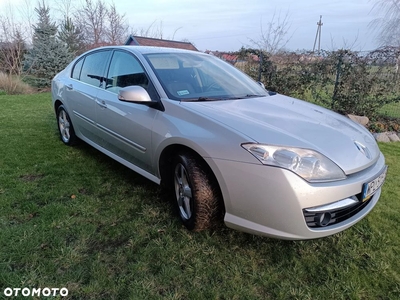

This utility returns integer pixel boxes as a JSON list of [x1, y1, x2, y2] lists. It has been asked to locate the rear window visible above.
[[76, 50, 111, 87], [71, 58, 84, 80]]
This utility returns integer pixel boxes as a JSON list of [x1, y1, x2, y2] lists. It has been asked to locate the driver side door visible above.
[[95, 50, 160, 174]]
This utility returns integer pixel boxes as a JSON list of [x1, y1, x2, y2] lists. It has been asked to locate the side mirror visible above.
[[118, 86, 152, 103], [257, 81, 265, 89], [118, 86, 164, 111]]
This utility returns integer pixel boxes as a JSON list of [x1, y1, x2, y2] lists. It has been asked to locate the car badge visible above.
[[354, 141, 371, 159]]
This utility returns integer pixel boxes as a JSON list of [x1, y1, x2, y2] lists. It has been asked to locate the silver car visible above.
[[51, 46, 387, 240]]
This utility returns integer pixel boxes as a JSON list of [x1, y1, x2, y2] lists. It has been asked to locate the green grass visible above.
[[1, 93, 400, 299], [301, 89, 400, 120], [379, 101, 400, 119]]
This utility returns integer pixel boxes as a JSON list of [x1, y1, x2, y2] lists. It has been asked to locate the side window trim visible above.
[[72, 49, 112, 88], [105, 49, 160, 100], [71, 57, 85, 80]]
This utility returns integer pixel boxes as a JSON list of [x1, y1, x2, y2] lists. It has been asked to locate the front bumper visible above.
[[206, 152, 386, 240]]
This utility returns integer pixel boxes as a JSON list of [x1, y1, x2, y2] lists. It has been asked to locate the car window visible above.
[[80, 50, 111, 87], [145, 53, 268, 101], [106, 50, 158, 99], [71, 58, 84, 80]]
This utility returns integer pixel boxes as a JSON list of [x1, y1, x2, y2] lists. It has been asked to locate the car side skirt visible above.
[[78, 135, 161, 184]]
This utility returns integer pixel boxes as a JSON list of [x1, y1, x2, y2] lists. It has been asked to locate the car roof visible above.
[[94, 45, 205, 56]]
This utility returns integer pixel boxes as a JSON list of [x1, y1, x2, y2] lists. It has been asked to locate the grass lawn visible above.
[[0, 93, 399, 299], [379, 101, 400, 119]]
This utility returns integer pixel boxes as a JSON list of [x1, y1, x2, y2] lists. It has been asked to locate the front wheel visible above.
[[57, 105, 77, 145], [172, 153, 222, 231]]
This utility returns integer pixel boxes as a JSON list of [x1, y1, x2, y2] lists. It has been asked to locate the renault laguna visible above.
[[51, 46, 387, 240]]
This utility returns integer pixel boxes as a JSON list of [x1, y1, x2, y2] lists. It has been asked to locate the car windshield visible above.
[[144, 52, 268, 101]]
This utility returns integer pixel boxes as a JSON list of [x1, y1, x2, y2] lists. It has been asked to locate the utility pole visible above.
[[313, 15, 323, 54]]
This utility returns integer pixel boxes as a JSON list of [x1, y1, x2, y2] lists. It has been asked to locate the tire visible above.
[[57, 105, 77, 145], [172, 152, 222, 231]]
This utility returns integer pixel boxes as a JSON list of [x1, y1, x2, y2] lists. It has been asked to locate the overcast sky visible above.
[[0, 0, 382, 52]]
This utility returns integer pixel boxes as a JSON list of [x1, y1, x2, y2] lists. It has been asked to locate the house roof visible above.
[[124, 35, 198, 51], [205, 51, 260, 64]]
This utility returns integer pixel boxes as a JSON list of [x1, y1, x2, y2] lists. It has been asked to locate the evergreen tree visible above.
[[58, 17, 85, 56], [24, 2, 73, 82]]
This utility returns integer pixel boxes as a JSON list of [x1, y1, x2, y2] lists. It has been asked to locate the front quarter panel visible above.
[[152, 99, 259, 175]]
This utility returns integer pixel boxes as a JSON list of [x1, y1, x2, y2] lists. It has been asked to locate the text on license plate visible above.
[[362, 166, 388, 202]]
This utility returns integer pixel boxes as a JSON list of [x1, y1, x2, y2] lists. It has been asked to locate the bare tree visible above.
[[370, 0, 400, 47], [329, 33, 360, 51], [53, 0, 75, 19], [0, 15, 26, 75], [250, 11, 293, 54], [17, 0, 35, 42], [370, 0, 400, 75], [75, 0, 108, 47], [105, 3, 128, 45], [138, 20, 165, 39]]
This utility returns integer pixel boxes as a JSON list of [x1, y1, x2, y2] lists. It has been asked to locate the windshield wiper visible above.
[[243, 94, 267, 98], [181, 97, 220, 102], [181, 94, 266, 102], [221, 94, 266, 100]]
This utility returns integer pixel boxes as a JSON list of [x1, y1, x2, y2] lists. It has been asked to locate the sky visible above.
[[117, 0, 382, 52], [0, 0, 383, 52]]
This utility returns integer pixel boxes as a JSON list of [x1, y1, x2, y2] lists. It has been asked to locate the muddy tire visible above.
[[172, 152, 222, 231]]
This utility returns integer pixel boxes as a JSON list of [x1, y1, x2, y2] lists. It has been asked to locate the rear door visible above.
[[65, 50, 112, 144], [95, 50, 160, 174]]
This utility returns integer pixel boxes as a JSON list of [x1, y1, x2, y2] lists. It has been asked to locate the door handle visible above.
[[95, 99, 107, 108]]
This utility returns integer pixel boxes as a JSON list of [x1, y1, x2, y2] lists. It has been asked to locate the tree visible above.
[[105, 3, 128, 45], [75, 0, 108, 48], [138, 20, 165, 39], [250, 11, 292, 54], [371, 0, 400, 76], [23, 1, 72, 82], [0, 16, 27, 75], [58, 17, 85, 55], [371, 0, 400, 47]]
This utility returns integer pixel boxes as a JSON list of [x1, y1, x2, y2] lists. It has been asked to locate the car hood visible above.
[[182, 94, 380, 174]]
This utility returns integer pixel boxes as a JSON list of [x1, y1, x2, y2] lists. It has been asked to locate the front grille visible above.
[[303, 198, 372, 228]]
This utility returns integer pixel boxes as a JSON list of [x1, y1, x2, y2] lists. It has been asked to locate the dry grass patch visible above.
[[0, 72, 35, 95]]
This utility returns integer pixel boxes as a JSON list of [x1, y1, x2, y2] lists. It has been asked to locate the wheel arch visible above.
[[158, 143, 226, 215], [54, 99, 63, 114]]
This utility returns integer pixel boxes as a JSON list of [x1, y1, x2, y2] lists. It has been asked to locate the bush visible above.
[[327, 49, 400, 117], [238, 47, 400, 120], [0, 72, 35, 95], [22, 75, 50, 89]]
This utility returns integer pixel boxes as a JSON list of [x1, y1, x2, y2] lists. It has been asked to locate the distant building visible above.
[[205, 50, 259, 65], [205, 50, 240, 64], [124, 35, 198, 51]]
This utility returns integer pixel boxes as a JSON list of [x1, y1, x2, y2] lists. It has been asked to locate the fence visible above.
[[236, 47, 400, 121]]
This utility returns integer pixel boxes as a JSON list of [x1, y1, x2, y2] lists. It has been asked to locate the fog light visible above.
[[316, 212, 332, 227]]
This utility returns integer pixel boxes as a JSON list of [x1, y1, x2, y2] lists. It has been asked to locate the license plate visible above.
[[362, 166, 388, 201]]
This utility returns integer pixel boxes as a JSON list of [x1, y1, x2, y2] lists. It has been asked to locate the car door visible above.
[[65, 50, 112, 145], [95, 50, 160, 174]]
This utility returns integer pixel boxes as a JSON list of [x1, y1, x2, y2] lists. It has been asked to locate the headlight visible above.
[[242, 144, 346, 182]]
